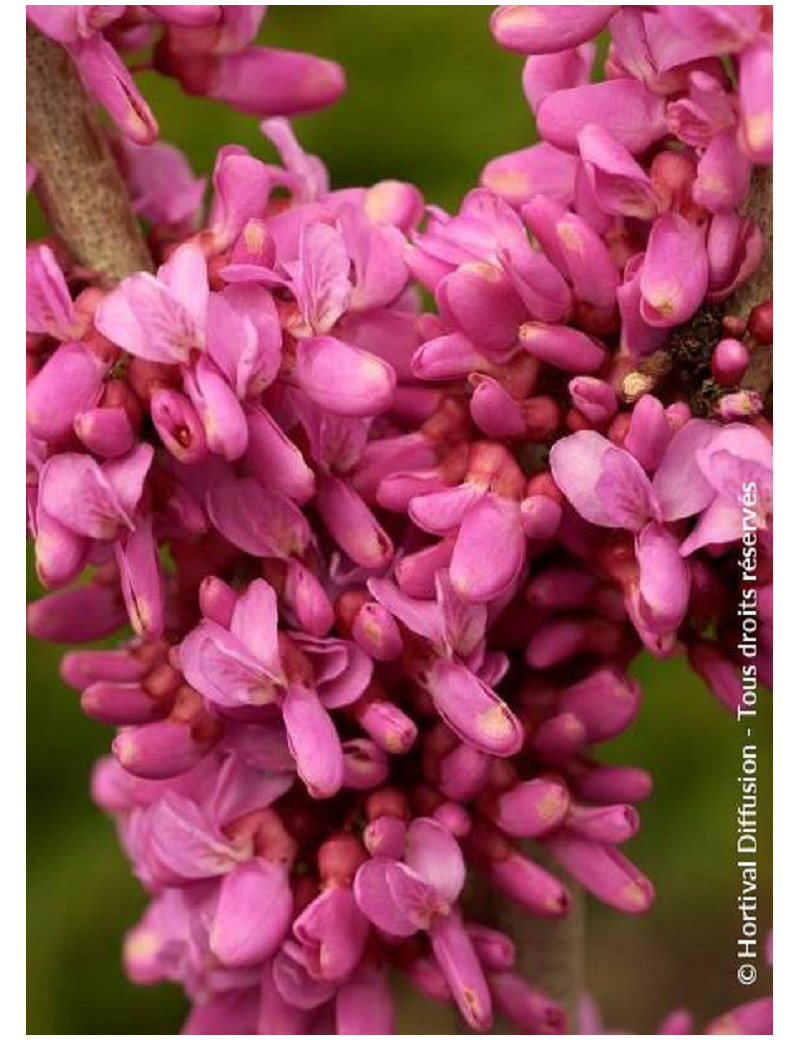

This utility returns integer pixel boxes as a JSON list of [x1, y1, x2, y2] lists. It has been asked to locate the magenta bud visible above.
[[352, 602, 404, 661], [526, 617, 586, 670], [537, 79, 666, 155], [60, 648, 147, 690], [355, 697, 418, 755], [543, 834, 654, 913], [519, 495, 562, 540], [572, 764, 653, 804], [412, 333, 487, 381], [623, 394, 671, 472], [245, 405, 315, 505], [519, 322, 606, 373], [27, 342, 107, 442], [113, 700, 220, 779], [693, 129, 752, 213], [167, 46, 345, 120], [560, 667, 641, 741], [489, 972, 566, 1034], [198, 575, 237, 627], [395, 538, 455, 598], [528, 566, 598, 610], [74, 406, 136, 458], [747, 299, 772, 344], [568, 376, 617, 424], [341, 739, 390, 790], [564, 802, 639, 844], [285, 560, 334, 637], [363, 815, 407, 859], [466, 925, 516, 972], [530, 712, 587, 760], [432, 801, 472, 837], [27, 583, 127, 643], [401, 953, 451, 1003], [640, 214, 708, 327], [81, 681, 170, 725], [481, 142, 578, 209], [150, 388, 209, 464], [490, 850, 570, 917], [364, 179, 425, 232], [711, 338, 750, 386], [469, 377, 528, 439], [490, 6, 617, 55], [317, 474, 394, 571], [493, 777, 570, 838], [439, 743, 492, 801]]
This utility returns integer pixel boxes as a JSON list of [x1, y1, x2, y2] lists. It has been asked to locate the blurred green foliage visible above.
[[27, 6, 772, 1034]]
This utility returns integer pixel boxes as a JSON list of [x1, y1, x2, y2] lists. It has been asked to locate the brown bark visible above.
[[26, 23, 152, 284]]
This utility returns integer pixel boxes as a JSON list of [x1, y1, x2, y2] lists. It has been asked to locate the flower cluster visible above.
[[27, 5, 344, 147], [26, 4, 773, 1035]]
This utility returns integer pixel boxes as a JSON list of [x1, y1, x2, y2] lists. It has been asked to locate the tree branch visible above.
[[26, 23, 152, 284]]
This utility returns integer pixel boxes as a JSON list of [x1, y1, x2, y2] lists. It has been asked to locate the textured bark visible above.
[[26, 23, 153, 284]]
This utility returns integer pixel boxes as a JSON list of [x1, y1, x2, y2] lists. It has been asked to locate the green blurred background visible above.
[[27, 6, 773, 1034]]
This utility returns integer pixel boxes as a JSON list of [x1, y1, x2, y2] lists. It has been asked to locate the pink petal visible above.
[[70, 35, 157, 145], [367, 577, 441, 644], [737, 36, 773, 163], [149, 792, 242, 879], [26, 245, 79, 339], [353, 858, 419, 938], [450, 495, 526, 603], [26, 342, 107, 443], [436, 263, 526, 358], [693, 129, 752, 213], [38, 453, 131, 539], [210, 860, 292, 967], [481, 142, 578, 209], [230, 579, 283, 676], [537, 79, 667, 155], [292, 336, 395, 417], [640, 214, 709, 327], [522, 45, 594, 113], [335, 966, 395, 1035], [428, 659, 523, 757], [245, 405, 315, 504], [207, 475, 311, 559], [115, 515, 165, 638], [170, 46, 345, 119], [293, 887, 369, 982], [519, 322, 606, 373], [209, 146, 273, 250], [282, 684, 344, 798], [405, 817, 466, 903], [491, 6, 618, 54], [652, 418, 719, 520], [180, 619, 278, 709], [429, 910, 492, 1031], [550, 431, 655, 530], [289, 221, 351, 334], [316, 474, 393, 570], [635, 522, 690, 633], [578, 123, 659, 219]]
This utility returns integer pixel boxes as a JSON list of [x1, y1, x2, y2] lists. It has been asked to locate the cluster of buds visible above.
[[26, 5, 772, 1035]]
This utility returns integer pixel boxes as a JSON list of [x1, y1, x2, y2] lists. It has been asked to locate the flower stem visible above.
[[26, 23, 153, 284]]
